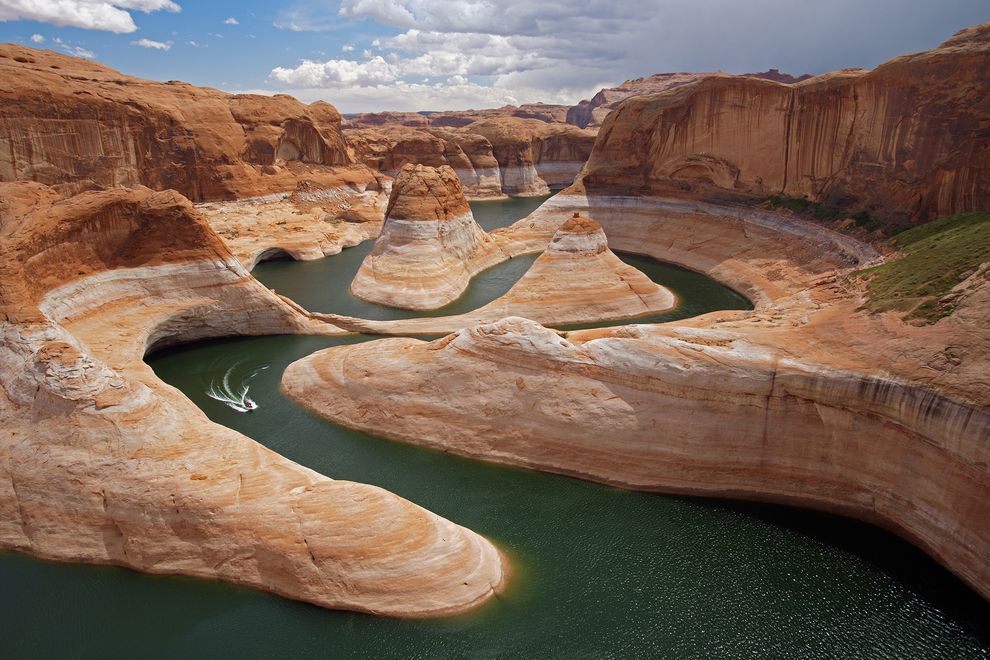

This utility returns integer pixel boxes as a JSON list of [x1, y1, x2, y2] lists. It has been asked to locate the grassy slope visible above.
[[853, 212, 990, 323]]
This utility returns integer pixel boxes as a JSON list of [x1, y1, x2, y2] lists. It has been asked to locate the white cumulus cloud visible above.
[[132, 37, 171, 50], [270, 55, 400, 87], [0, 0, 181, 34], [224, 16, 237, 25], [266, 0, 990, 112], [29, 32, 43, 43]]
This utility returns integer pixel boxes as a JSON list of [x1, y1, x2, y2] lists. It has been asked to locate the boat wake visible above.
[[206, 362, 268, 412]]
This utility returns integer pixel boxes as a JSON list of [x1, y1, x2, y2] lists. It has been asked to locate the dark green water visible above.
[[2, 196, 988, 658]]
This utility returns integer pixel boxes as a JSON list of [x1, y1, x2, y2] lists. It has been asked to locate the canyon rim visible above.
[[0, 5, 988, 658]]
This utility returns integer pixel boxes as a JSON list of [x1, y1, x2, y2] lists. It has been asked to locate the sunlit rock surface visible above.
[[350, 164, 506, 309], [581, 23, 990, 225]]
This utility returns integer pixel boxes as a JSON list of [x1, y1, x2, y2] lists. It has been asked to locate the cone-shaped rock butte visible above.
[[2, 195, 987, 659]]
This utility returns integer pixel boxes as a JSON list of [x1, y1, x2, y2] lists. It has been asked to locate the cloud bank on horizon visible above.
[[0, 0, 987, 112]]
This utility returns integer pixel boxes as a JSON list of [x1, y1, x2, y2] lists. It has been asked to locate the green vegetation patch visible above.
[[765, 195, 875, 229], [853, 212, 990, 323]]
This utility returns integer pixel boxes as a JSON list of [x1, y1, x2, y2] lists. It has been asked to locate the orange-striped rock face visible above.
[[581, 22, 990, 227]]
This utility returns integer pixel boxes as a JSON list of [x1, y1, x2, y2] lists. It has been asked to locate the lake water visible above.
[[2, 195, 987, 659]]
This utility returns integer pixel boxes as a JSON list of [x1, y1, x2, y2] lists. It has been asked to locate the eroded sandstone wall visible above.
[[0, 45, 355, 201], [582, 23, 990, 226], [346, 118, 596, 198]]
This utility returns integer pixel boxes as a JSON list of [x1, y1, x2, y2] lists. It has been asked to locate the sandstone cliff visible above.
[[350, 164, 505, 309], [580, 23, 990, 226], [346, 126, 503, 198], [0, 181, 506, 616], [460, 118, 597, 195], [0, 45, 369, 201], [345, 119, 595, 198]]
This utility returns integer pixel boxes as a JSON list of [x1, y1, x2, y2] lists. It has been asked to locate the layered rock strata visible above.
[[582, 23, 990, 225], [0, 181, 506, 616], [196, 174, 389, 268], [350, 164, 505, 309], [283, 186, 990, 602], [464, 119, 597, 195], [345, 119, 596, 198], [346, 127, 504, 198], [0, 45, 372, 201]]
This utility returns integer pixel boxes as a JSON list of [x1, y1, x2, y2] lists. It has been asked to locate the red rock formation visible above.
[[346, 126, 504, 198], [346, 119, 595, 197], [350, 164, 504, 309], [463, 118, 597, 195], [581, 23, 990, 226], [0, 45, 363, 201]]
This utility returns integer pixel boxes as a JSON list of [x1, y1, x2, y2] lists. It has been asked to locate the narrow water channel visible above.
[[2, 196, 987, 659]]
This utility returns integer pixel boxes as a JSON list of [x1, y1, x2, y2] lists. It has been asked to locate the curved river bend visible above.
[[1, 195, 987, 658]]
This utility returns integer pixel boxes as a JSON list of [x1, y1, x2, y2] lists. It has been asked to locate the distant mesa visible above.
[[345, 118, 595, 199]]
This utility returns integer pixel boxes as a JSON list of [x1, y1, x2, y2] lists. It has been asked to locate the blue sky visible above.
[[0, 1, 986, 113]]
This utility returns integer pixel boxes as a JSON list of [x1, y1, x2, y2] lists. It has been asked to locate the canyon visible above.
[[282, 24, 990, 603], [0, 19, 987, 648], [0, 181, 506, 617]]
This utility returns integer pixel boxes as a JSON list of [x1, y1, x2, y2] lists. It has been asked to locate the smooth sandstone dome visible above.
[[453, 213, 674, 325], [350, 164, 505, 310]]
